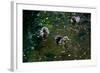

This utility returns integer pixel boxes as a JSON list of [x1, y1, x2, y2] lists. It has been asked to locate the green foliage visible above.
[[23, 10, 91, 62]]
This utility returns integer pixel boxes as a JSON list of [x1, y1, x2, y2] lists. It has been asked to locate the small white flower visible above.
[[23, 54, 26, 57], [46, 17, 48, 20], [68, 54, 71, 57], [31, 47, 34, 50], [79, 56, 82, 58], [54, 56, 57, 58]]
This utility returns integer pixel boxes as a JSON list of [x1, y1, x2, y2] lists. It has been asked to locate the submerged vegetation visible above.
[[23, 10, 91, 62]]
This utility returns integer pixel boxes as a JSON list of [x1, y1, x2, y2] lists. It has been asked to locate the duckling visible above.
[[55, 35, 70, 45], [40, 27, 49, 40], [71, 16, 80, 25]]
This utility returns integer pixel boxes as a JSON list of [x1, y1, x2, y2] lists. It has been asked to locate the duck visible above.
[[55, 35, 70, 45], [71, 16, 80, 24], [39, 27, 49, 40]]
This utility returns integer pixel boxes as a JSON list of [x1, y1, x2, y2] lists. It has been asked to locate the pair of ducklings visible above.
[[39, 27, 70, 45]]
